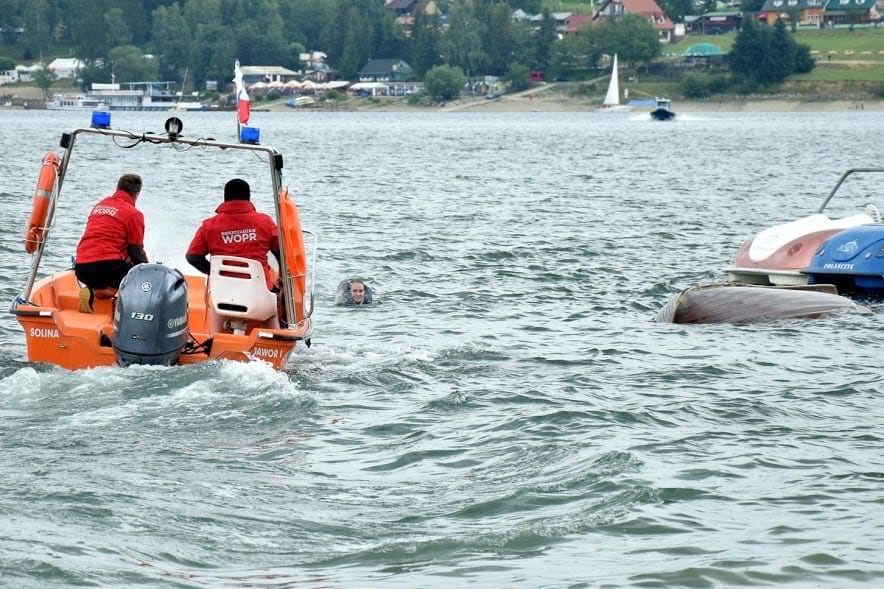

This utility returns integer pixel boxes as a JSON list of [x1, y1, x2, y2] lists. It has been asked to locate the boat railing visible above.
[[818, 167, 884, 213], [14, 123, 290, 310], [290, 230, 318, 324]]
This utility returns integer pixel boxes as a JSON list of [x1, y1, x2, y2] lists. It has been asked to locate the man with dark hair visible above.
[[74, 173, 148, 294], [186, 178, 281, 290]]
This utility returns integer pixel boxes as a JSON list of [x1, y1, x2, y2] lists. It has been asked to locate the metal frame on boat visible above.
[[11, 116, 316, 370]]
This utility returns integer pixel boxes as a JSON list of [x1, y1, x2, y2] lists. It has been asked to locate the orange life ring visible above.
[[24, 151, 59, 253], [279, 188, 308, 322]]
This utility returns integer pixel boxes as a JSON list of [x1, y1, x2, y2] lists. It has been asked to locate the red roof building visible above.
[[592, 0, 675, 42]]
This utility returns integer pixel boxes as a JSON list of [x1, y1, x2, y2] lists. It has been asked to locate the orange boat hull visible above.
[[15, 270, 309, 371]]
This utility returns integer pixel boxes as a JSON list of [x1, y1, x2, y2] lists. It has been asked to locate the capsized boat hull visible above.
[[14, 270, 310, 370], [655, 283, 870, 324]]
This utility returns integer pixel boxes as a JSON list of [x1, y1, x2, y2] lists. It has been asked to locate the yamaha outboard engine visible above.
[[113, 263, 189, 366]]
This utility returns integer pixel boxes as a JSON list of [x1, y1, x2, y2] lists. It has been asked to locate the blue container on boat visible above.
[[240, 126, 260, 145], [805, 224, 884, 292], [91, 111, 111, 129]]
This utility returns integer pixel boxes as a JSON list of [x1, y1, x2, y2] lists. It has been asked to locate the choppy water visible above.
[[1, 108, 882, 588]]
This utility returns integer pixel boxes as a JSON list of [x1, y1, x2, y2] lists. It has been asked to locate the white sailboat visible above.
[[597, 54, 632, 113]]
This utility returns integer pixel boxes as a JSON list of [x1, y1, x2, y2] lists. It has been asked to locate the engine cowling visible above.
[[113, 263, 188, 366]]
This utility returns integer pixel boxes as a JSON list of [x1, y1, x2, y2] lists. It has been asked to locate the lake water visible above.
[[0, 108, 882, 588]]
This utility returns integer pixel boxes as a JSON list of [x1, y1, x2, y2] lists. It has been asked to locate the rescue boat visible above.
[[11, 114, 315, 371]]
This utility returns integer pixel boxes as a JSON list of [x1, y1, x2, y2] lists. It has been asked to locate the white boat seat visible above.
[[207, 255, 277, 323]]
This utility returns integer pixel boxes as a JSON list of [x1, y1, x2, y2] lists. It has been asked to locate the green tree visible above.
[[150, 3, 193, 82], [593, 15, 660, 66], [729, 16, 813, 85], [728, 16, 765, 80], [440, 1, 487, 80], [108, 45, 158, 82], [409, 9, 442, 77], [22, 0, 52, 61], [658, 0, 694, 22], [477, 2, 515, 76], [0, 56, 15, 70], [764, 18, 795, 83], [548, 33, 599, 80], [33, 64, 54, 98], [424, 64, 466, 101], [0, 0, 23, 45], [535, 9, 557, 69], [69, 0, 114, 61], [507, 62, 531, 91], [105, 7, 133, 49]]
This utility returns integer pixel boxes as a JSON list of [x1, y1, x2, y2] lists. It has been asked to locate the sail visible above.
[[602, 54, 620, 107]]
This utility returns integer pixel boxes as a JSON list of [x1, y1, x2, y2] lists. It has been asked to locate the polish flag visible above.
[[233, 59, 250, 125]]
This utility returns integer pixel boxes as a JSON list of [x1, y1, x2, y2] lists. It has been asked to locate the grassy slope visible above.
[[668, 28, 884, 83]]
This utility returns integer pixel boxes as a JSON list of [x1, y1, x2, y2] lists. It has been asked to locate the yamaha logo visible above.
[[141, 281, 152, 292]]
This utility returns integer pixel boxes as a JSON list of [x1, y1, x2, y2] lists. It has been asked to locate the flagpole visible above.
[[234, 60, 241, 142]]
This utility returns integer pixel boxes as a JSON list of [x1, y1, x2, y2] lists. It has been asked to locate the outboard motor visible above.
[[805, 224, 884, 293], [113, 263, 189, 366]]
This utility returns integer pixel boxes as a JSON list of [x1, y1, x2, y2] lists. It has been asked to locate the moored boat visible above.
[[805, 223, 884, 293], [11, 113, 315, 371], [46, 94, 109, 111], [726, 168, 884, 286]]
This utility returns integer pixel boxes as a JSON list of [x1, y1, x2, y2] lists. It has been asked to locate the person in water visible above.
[[74, 174, 148, 300], [185, 178, 281, 290], [349, 279, 367, 305], [336, 278, 373, 305]]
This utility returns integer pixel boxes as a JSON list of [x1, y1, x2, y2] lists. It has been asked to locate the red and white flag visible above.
[[233, 59, 250, 126]]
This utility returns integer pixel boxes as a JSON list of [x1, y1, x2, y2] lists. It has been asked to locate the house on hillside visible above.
[[358, 59, 414, 82], [592, 0, 675, 42], [562, 13, 593, 34], [239, 66, 300, 85], [686, 11, 742, 33], [758, 0, 827, 26], [823, 0, 879, 26], [299, 52, 333, 82], [385, 0, 440, 35], [48, 58, 82, 79]]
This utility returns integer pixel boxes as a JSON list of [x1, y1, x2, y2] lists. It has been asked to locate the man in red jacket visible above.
[[74, 173, 148, 292], [185, 178, 281, 290]]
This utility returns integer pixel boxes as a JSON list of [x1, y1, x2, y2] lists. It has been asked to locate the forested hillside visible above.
[[0, 0, 570, 88]]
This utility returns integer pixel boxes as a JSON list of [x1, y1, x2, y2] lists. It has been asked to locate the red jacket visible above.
[[187, 200, 279, 289], [75, 190, 145, 264]]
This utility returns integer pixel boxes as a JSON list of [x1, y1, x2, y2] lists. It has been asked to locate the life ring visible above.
[[24, 151, 60, 253], [279, 188, 308, 322]]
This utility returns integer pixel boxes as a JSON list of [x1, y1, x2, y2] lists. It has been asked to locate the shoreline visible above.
[[4, 82, 882, 114], [265, 96, 884, 113]]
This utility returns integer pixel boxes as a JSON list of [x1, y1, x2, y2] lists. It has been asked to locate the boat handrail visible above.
[[299, 230, 318, 322], [64, 126, 282, 157], [14, 123, 288, 308], [818, 167, 884, 213]]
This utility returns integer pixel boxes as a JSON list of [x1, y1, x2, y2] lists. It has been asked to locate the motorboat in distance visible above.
[[650, 97, 675, 121]]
